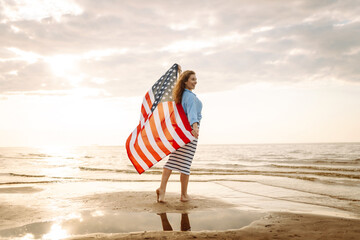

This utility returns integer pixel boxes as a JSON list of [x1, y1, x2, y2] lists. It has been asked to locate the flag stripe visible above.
[[128, 127, 149, 172], [125, 129, 145, 174], [137, 129, 158, 164], [143, 97, 151, 115], [149, 112, 172, 155], [163, 102, 186, 146], [141, 105, 147, 120], [172, 102, 195, 141], [142, 101, 150, 115], [152, 106, 176, 152], [176, 103, 193, 132], [167, 101, 192, 143], [144, 121, 167, 159], [157, 103, 180, 149], [145, 92, 152, 111], [149, 88, 155, 103], [133, 125, 153, 168], [140, 125, 162, 161]]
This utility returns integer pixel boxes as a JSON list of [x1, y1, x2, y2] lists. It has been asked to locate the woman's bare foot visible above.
[[156, 188, 166, 203], [180, 194, 191, 202]]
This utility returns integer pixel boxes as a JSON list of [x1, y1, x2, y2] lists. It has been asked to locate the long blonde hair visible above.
[[172, 70, 195, 104]]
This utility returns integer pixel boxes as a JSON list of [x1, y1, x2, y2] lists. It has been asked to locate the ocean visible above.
[[1, 143, 359, 218]]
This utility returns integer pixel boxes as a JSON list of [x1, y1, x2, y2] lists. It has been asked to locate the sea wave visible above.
[[78, 166, 360, 179], [314, 159, 360, 164], [269, 164, 360, 172], [2, 172, 358, 189], [25, 153, 52, 158], [0, 180, 61, 185], [255, 181, 360, 202], [9, 173, 47, 177], [214, 182, 360, 214], [79, 166, 136, 174]]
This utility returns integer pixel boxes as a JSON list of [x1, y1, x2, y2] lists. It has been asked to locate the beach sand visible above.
[[1, 182, 360, 240]]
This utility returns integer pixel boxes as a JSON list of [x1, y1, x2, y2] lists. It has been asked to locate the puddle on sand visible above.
[[0, 208, 265, 239]]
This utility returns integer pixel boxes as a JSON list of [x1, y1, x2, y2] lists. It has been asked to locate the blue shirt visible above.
[[181, 89, 202, 126]]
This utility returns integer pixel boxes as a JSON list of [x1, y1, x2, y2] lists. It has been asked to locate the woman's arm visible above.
[[183, 93, 200, 138]]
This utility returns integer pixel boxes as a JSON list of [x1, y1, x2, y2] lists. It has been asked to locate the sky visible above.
[[0, 0, 359, 147]]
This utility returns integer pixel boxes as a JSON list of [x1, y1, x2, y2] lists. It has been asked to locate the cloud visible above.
[[0, 0, 359, 97]]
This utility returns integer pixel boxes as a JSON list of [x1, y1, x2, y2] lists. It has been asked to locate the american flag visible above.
[[126, 63, 196, 174]]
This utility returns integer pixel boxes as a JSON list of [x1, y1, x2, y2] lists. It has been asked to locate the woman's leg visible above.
[[180, 173, 190, 202], [158, 213, 173, 231], [156, 167, 172, 202], [181, 213, 191, 231]]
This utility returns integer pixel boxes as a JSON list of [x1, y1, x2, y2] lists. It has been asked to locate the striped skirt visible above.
[[163, 138, 198, 175]]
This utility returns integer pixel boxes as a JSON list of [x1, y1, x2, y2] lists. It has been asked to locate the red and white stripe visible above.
[[140, 89, 154, 127], [126, 90, 195, 174]]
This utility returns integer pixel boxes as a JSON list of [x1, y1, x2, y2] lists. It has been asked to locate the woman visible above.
[[156, 65, 202, 203]]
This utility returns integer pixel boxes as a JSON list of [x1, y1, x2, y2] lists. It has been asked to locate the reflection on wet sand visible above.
[[158, 213, 191, 231], [0, 209, 265, 239]]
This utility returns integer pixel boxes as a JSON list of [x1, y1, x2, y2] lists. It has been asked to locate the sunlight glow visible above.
[[38, 145, 75, 157], [8, 70, 18, 75], [46, 55, 77, 77], [19, 233, 35, 240], [42, 223, 69, 240], [160, 32, 247, 53], [61, 212, 83, 222], [2, 47, 128, 92], [10, 25, 21, 33], [7, 47, 40, 64], [1, 0, 83, 22], [91, 210, 104, 217]]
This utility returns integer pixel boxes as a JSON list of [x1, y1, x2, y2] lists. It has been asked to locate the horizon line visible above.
[[0, 141, 359, 148]]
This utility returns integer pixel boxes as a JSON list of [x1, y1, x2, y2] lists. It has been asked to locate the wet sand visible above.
[[0, 189, 238, 232], [70, 190, 236, 213], [67, 191, 360, 240], [1, 182, 360, 239], [66, 212, 360, 240], [0, 186, 43, 193]]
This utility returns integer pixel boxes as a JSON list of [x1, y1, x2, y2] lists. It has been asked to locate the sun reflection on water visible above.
[[37, 146, 79, 160], [35, 146, 82, 178], [42, 223, 68, 240], [19, 233, 35, 239], [91, 210, 104, 217]]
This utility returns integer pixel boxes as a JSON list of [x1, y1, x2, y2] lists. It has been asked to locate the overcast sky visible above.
[[0, 0, 359, 147]]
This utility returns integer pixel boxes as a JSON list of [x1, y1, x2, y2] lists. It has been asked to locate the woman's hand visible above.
[[191, 128, 199, 139], [178, 65, 182, 74], [191, 122, 199, 138]]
